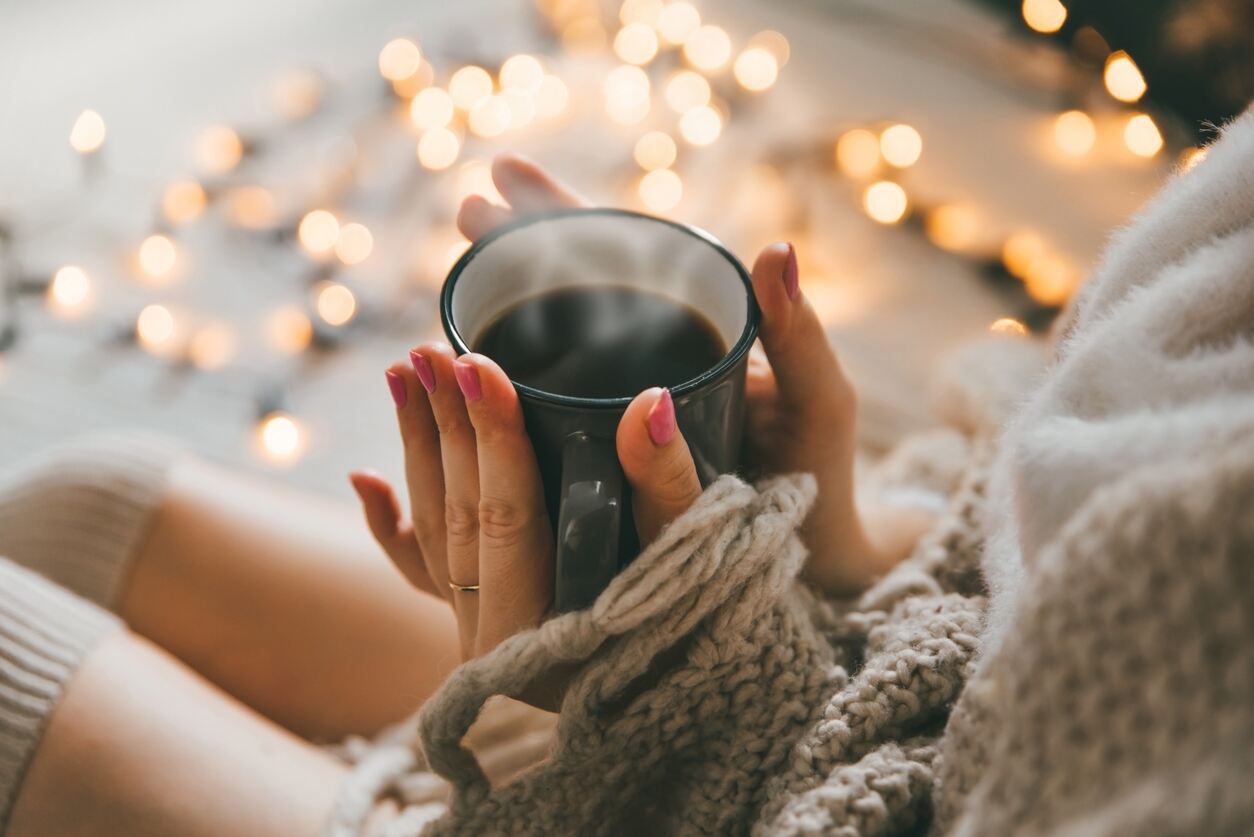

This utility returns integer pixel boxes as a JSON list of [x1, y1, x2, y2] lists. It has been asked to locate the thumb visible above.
[[616, 387, 703, 544]]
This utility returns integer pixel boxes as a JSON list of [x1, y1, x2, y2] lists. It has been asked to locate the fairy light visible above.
[[137, 234, 179, 282], [48, 266, 92, 318], [454, 160, 503, 203], [267, 305, 313, 354], [1024, 254, 1075, 305], [733, 47, 779, 92], [619, 0, 663, 27], [1002, 231, 1045, 278], [378, 38, 422, 82], [748, 31, 791, 66], [664, 70, 711, 113], [136, 304, 178, 353], [604, 65, 651, 125], [989, 317, 1028, 336], [188, 321, 237, 370], [391, 61, 435, 99], [638, 169, 683, 212], [1022, 0, 1067, 34], [70, 110, 106, 154], [196, 125, 244, 174], [679, 105, 722, 146], [534, 75, 569, 118], [273, 69, 324, 121], [658, 2, 700, 45], [417, 128, 460, 170], [223, 185, 277, 229], [924, 204, 980, 252], [1104, 51, 1146, 103], [880, 124, 923, 168], [1123, 113, 1163, 158], [1053, 110, 1096, 156], [409, 87, 454, 131], [862, 181, 908, 224], [335, 223, 374, 265], [633, 131, 677, 170], [315, 281, 357, 327], [1179, 147, 1207, 172], [257, 412, 304, 465], [469, 95, 512, 138], [298, 210, 340, 256], [162, 180, 207, 225], [500, 54, 545, 93], [683, 26, 732, 72], [449, 66, 494, 111], [615, 23, 659, 65], [835, 129, 881, 178]]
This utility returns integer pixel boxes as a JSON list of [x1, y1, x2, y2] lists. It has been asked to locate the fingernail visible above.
[[783, 243, 799, 300], [646, 388, 677, 447], [386, 370, 407, 408], [453, 360, 482, 402], [410, 351, 436, 393]]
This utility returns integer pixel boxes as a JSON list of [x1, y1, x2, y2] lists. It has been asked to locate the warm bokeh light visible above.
[[749, 30, 791, 66], [561, 18, 608, 52], [880, 124, 923, 168], [835, 129, 881, 178], [138, 234, 178, 282], [223, 185, 278, 229], [925, 204, 981, 252], [604, 65, 651, 124], [679, 105, 722, 146], [658, 3, 700, 46], [1104, 51, 1146, 103], [188, 321, 237, 370], [273, 69, 325, 121], [1123, 113, 1163, 158], [733, 47, 779, 92], [683, 26, 732, 71], [989, 317, 1028, 337], [1024, 254, 1076, 305], [615, 23, 659, 65], [409, 87, 454, 130], [619, 0, 663, 27], [664, 70, 711, 113], [1002, 231, 1045, 278], [48, 266, 92, 318], [390, 61, 435, 99], [417, 128, 461, 170], [535, 75, 570, 118], [862, 181, 909, 224], [378, 38, 422, 82], [196, 125, 244, 174], [638, 169, 683, 212], [162, 180, 207, 225], [504, 89, 535, 129], [500, 54, 544, 93], [70, 110, 106, 154], [335, 222, 374, 265], [469, 95, 511, 138], [1179, 146, 1208, 172], [136, 304, 177, 353], [633, 131, 677, 170], [1053, 110, 1096, 156], [449, 66, 494, 110], [454, 160, 503, 203], [257, 412, 304, 465], [315, 281, 357, 326], [267, 305, 313, 354], [298, 209, 340, 256], [1022, 0, 1067, 33]]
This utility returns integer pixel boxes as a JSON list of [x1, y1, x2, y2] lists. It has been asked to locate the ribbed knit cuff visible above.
[[0, 558, 123, 829], [0, 432, 181, 609]]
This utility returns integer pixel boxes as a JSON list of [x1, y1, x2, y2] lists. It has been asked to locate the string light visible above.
[[196, 125, 244, 174], [679, 104, 722, 146], [298, 209, 340, 256], [658, 2, 700, 45], [638, 169, 683, 212], [1123, 113, 1162, 158], [417, 128, 460, 169], [924, 204, 980, 252], [615, 23, 659, 65], [500, 54, 545, 94], [733, 48, 779, 92], [223, 185, 278, 229], [633, 131, 677, 170], [188, 321, 237, 370], [683, 25, 732, 72], [1024, 254, 1076, 305], [454, 160, 503, 203], [409, 87, 454, 130], [47, 266, 92, 318], [862, 181, 908, 224], [1104, 51, 1146, 103], [315, 281, 357, 326], [136, 304, 178, 354], [604, 65, 651, 125], [1178, 147, 1207, 172], [273, 69, 325, 121], [257, 412, 304, 465], [378, 38, 422, 82], [162, 180, 207, 225], [880, 124, 923, 168], [1053, 110, 1096, 156], [449, 66, 494, 110], [469, 95, 511, 138], [267, 306, 313, 353], [664, 70, 711, 113], [1002, 231, 1045, 278], [619, 0, 663, 27], [989, 317, 1028, 336], [335, 222, 374, 265], [1022, 0, 1067, 34], [137, 234, 179, 283], [70, 110, 106, 154], [835, 129, 881, 178], [534, 75, 570, 118]]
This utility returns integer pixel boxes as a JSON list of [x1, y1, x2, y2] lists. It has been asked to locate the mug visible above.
[[441, 208, 758, 612]]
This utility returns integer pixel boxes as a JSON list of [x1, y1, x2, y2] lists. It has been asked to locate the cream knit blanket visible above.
[[329, 106, 1254, 836]]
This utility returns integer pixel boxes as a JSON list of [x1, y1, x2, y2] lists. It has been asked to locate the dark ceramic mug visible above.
[[441, 208, 758, 612]]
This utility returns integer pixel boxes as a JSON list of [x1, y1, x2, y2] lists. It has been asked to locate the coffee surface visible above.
[[472, 285, 728, 399]]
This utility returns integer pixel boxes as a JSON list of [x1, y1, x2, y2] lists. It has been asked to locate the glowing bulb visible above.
[[1123, 113, 1163, 158], [223, 185, 278, 229], [188, 321, 237, 370], [48, 266, 92, 318], [535, 75, 569, 118], [379, 38, 422, 82], [136, 304, 177, 353], [880, 124, 922, 168], [1024, 255, 1076, 305], [683, 25, 732, 71], [658, 2, 700, 45], [298, 210, 340, 256], [137, 234, 178, 282], [1053, 110, 1096, 156], [989, 318, 1028, 337], [734, 47, 779, 92], [196, 125, 244, 174], [664, 70, 711, 113], [604, 65, 651, 124], [417, 128, 460, 170], [1178, 146, 1207, 172], [1104, 51, 1146, 103], [315, 281, 357, 327], [454, 160, 503, 203], [638, 169, 683, 212], [449, 66, 494, 110], [335, 223, 373, 265], [391, 61, 435, 99], [70, 110, 106, 154], [1022, 0, 1067, 33], [679, 105, 722, 146], [257, 412, 304, 464], [619, 0, 663, 27], [161, 180, 207, 225], [835, 129, 881, 178], [633, 131, 677, 170], [862, 181, 908, 224], [469, 95, 511, 138], [925, 204, 980, 252], [615, 23, 659, 65], [409, 88, 454, 130], [1002, 231, 1045, 279], [267, 306, 313, 354], [500, 54, 544, 93]]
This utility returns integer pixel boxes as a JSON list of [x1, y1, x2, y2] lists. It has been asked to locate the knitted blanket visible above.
[[328, 106, 1254, 836]]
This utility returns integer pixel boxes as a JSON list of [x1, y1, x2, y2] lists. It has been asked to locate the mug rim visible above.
[[440, 207, 760, 409]]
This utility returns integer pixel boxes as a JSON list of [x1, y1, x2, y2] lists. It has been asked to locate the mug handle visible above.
[[553, 430, 624, 613]]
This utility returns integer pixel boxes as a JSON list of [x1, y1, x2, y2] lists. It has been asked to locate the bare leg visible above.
[[119, 457, 460, 741]]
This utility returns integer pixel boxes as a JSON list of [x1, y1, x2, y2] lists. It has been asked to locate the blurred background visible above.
[[1, 0, 1249, 497]]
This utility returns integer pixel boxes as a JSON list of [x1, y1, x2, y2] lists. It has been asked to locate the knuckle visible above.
[[444, 500, 479, 544], [434, 414, 468, 436], [477, 496, 541, 549]]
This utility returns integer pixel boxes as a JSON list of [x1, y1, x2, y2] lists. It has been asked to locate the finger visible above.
[[491, 152, 585, 214], [616, 388, 703, 544], [457, 194, 515, 242], [454, 354, 553, 654], [388, 362, 452, 600], [745, 343, 778, 403], [348, 470, 440, 598]]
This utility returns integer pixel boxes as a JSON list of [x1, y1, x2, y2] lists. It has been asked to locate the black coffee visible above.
[[472, 285, 727, 399]]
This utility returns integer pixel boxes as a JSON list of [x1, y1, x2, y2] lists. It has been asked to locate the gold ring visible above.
[[447, 580, 480, 593]]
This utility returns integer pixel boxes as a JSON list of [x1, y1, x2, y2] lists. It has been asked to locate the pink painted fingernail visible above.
[[453, 360, 482, 402], [410, 351, 436, 393], [646, 388, 676, 447], [783, 243, 799, 300], [386, 370, 407, 408]]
